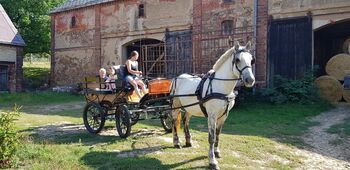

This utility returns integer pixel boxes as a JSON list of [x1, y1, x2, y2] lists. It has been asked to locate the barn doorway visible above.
[[123, 39, 162, 64], [314, 19, 350, 77], [0, 65, 8, 91], [268, 17, 312, 85]]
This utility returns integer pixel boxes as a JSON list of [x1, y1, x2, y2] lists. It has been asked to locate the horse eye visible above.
[[235, 58, 240, 63], [251, 58, 256, 65]]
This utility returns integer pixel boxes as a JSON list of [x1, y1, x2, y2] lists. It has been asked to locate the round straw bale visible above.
[[343, 37, 350, 54], [314, 75, 343, 102], [343, 86, 350, 103], [325, 53, 350, 81]]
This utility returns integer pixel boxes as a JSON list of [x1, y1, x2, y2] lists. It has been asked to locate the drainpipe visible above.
[[253, 0, 258, 91], [253, 0, 257, 73]]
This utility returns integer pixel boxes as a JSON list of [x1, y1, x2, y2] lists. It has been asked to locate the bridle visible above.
[[232, 49, 255, 75]]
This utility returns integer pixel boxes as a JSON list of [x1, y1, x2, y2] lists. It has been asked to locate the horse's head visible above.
[[232, 41, 255, 87]]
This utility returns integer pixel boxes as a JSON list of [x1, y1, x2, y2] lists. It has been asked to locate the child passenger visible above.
[[99, 67, 115, 90]]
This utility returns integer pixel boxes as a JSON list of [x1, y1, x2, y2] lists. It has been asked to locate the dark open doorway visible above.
[[124, 39, 162, 63], [0, 65, 8, 91], [314, 19, 350, 76]]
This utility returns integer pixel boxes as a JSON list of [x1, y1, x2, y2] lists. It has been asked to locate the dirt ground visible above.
[[297, 103, 350, 170], [27, 103, 350, 169]]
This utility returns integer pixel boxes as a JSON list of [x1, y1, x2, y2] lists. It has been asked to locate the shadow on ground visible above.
[[80, 150, 207, 170]]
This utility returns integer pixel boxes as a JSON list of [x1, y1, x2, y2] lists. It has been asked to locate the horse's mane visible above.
[[212, 47, 235, 71]]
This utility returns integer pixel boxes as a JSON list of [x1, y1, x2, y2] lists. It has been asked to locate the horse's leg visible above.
[[208, 114, 219, 170], [183, 112, 192, 147], [214, 115, 227, 158], [172, 109, 182, 148]]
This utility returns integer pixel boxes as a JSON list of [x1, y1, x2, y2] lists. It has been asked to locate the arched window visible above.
[[70, 16, 76, 28], [138, 4, 145, 18], [221, 20, 234, 35]]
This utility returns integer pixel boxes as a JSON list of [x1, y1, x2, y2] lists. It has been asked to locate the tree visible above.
[[0, 0, 65, 54]]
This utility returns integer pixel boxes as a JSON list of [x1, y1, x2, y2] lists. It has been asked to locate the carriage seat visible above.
[[114, 65, 134, 93]]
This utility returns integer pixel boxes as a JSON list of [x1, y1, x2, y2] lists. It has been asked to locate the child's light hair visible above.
[[99, 68, 106, 74], [99, 68, 107, 78]]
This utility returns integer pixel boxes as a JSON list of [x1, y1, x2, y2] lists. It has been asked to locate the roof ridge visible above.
[[0, 5, 17, 36], [50, 0, 115, 14]]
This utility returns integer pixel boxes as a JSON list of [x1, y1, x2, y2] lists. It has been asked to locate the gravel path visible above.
[[298, 104, 350, 170]]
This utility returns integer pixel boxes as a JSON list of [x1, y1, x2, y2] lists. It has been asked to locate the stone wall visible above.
[[51, 0, 193, 86], [269, 0, 350, 30], [199, 0, 253, 31]]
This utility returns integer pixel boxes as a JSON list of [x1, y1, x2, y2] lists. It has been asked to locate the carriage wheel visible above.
[[100, 101, 113, 119], [160, 110, 173, 133], [130, 112, 140, 126], [115, 105, 131, 138], [83, 102, 105, 134]]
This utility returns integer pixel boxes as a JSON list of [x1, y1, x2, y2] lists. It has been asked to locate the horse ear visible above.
[[245, 41, 252, 50], [234, 41, 240, 51]]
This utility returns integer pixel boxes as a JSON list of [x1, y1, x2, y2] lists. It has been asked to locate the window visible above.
[[221, 20, 234, 35], [70, 16, 76, 28], [223, 0, 233, 3], [138, 4, 145, 18], [0, 65, 8, 91]]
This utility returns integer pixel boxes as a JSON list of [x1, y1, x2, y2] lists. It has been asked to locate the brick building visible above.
[[50, 0, 269, 86], [0, 4, 25, 92]]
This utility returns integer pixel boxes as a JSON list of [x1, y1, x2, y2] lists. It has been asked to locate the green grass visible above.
[[7, 98, 332, 169], [23, 61, 50, 89], [0, 92, 83, 107], [327, 118, 350, 137]]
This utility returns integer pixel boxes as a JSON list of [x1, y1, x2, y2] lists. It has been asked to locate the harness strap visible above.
[[195, 72, 232, 118]]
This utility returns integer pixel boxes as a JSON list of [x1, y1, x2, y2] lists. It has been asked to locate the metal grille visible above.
[[0, 65, 8, 91], [140, 27, 253, 78], [193, 27, 254, 73]]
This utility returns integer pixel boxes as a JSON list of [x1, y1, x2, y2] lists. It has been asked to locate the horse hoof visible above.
[[174, 144, 182, 149], [209, 163, 220, 170], [214, 151, 221, 158], [184, 143, 192, 147]]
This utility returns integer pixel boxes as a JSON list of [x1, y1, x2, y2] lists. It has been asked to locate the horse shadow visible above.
[[80, 150, 207, 170]]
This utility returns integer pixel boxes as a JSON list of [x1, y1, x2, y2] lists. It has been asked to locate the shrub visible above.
[[0, 106, 21, 168], [258, 72, 321, 104]]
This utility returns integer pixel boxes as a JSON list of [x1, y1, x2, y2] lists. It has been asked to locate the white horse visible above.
[[171, 41, 255, 170]]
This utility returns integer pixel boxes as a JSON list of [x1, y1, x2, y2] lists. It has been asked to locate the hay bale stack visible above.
[[325, 53, 350, 81], [343, 38, 350, 54], [343, 87, 350, 103], [315, 76, 343, 102]]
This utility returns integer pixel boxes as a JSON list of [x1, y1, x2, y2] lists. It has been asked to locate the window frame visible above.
[[221, 20, 234, 35]]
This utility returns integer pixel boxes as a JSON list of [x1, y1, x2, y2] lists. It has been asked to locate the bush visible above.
[[258, 72, 321, 104], [0, 106, 21, 168]]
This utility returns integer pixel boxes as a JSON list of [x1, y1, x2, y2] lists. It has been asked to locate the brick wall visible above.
[[16, 47, 23, 91], [255, 0, 268, 87], [6, 63, 15, 92]]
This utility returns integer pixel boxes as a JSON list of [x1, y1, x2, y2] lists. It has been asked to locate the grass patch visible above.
[[327, 117, 350, 137], [11, 98, 332, 169], [23, 61, 50, 89], [0, 92, 83, 107]]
